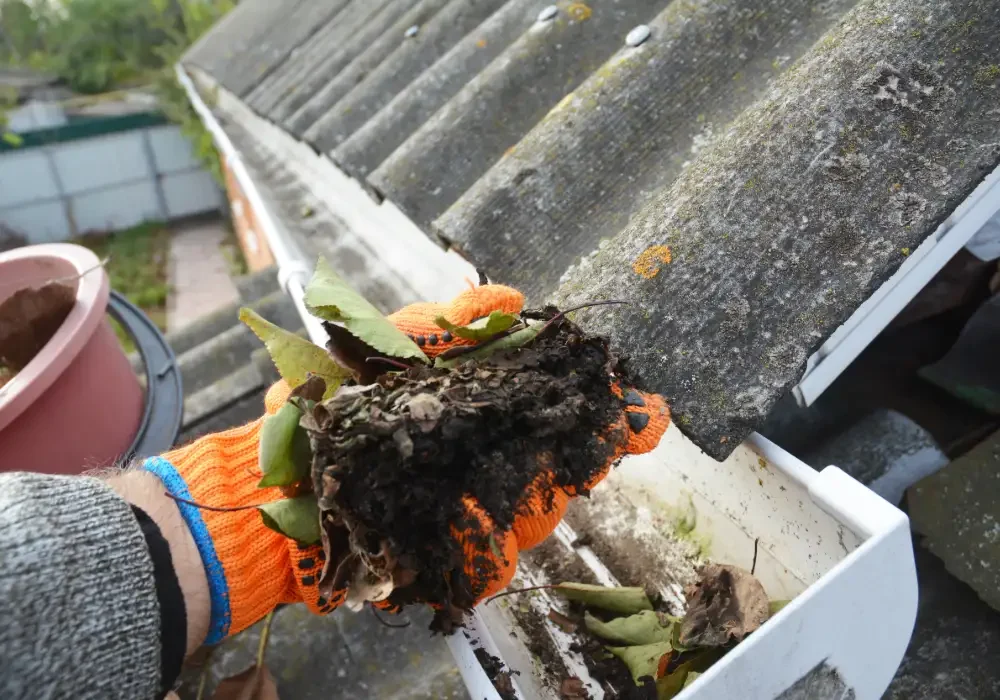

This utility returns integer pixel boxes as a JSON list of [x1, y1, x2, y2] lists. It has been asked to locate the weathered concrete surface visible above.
[[260, 0, 402, 125], [804, 409, 948, 505], [167, 219, 240, 332], [287, 0, 453, 139], [175, 290, 300, 394], [553, 0, 1000, 458], [178, 605, 468, 700], [305, 0, 509, 155], [436, 0, 855, 302], [333, 0, 541, 179], [909, 429, 1000, 612], [183, 0, 289, 82], [368, 0, 668, 231], [884, 537, 1000, 700], [219, 0, 347, 99], [244, 0, 355, 114]]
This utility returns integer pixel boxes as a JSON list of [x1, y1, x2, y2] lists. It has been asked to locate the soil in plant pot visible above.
[[306, 311, 635, 627], [0, 281, 76, 377]]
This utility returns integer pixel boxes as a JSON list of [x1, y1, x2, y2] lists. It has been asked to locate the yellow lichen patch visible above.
[[632, 245, 672, 279], [567, 2, 592, 21], [476, 38, 488, 49]]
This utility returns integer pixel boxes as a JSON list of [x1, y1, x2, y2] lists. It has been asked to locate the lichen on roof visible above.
[[552, 0, 1000, 457], [184, 0, 1000, 459]]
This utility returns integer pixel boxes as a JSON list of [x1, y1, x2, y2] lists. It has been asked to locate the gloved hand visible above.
[[146, 283, 669, 641], [143, 382, 332, 644], [383, 284, 670, 605], [449, 382, 669, 605]]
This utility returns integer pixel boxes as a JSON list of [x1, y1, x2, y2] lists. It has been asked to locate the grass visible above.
[[219, 223, 249, 278], [77, 221, 171, 352]]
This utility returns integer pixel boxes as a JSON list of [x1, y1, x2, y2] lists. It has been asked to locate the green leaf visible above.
[[683, 671, 701, 688], [434, 325, 541, 369], [769, 599, 791, 616], [554, 582, 653, 615], [656, 660, 694, 699], [2, 132, 22, 147], [304, 257, 428, 362], [434, 311, 517, 341], [258, 496, 320, 545], [607, 641, 673, 684], [258, 402, 311, 488], [585, 610, 674, 645], [240, 307, 348, 397]]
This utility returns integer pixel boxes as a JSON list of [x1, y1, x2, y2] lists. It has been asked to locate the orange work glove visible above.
[[146, 283, 669, 642], [449, 384, 669, 604], [384, 284, 670, 605], [142, 381, 333, 644]]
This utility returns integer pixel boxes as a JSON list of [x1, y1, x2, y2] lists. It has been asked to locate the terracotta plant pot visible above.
[[0, 244, 144, 474]]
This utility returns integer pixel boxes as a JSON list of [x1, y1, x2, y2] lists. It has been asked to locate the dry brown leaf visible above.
[[547, 608, 578, 633], [560, 676, 590, 699], [210, 664, 279, 700], [678, 564, 769, 648], [323, 321, 395, 384], [0, 282, 75, 370]]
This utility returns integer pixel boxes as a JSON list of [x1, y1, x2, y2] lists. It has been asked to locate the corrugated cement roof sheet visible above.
[[184, 0, 1000, 458]]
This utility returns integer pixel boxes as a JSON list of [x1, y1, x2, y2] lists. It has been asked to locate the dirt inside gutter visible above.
[[492, 487, 705, 699]]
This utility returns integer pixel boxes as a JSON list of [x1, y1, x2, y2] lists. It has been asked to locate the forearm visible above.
[[104, 470, 211, 657], [0, 472, 167, 699]]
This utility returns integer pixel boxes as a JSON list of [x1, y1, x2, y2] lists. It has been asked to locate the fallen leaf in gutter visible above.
[[678, 564, 769, 648], [560, 676, 590, 699], [607, 641, 673, 684], [548, 608, 578, 633], [584, 609, 674, 645], [554, 582, 653, 615]]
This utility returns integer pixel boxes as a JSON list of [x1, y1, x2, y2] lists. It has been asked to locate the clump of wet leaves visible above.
[[530, 567, 785, 699], [307, 311, 626, 621], [243, 257, 632, 626]]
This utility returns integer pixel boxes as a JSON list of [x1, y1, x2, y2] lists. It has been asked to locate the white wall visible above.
[[0, 124, 223, 243]]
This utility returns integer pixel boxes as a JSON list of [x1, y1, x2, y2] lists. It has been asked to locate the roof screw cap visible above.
[[537, 5, 558, 22], [405, 24, 420, 38], [626, 24, 651, 47]]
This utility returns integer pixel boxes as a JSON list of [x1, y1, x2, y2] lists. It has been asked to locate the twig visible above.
[[256, 610, 276, 667], [751, 537, 760, 576], [193, 647, 215, 700], [164, 493, 269, 512], [371, 605, 411, 628], [365, 357, 411, 370], [48, 257, 111, 286], [538, 299, 629, 336], [485, 584, 556, 605]]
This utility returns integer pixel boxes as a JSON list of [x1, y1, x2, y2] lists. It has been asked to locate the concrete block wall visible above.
[[0, 123, 223, 242]]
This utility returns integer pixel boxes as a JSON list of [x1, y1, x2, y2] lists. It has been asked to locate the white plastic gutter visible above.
[[175, 64, 327, 346]]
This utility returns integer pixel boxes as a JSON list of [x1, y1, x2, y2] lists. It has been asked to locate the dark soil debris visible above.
[[306, 311, 632, 626], [474, 647, 518, 700], [0, 281, 75, 371], [571, 636, 656, 700]]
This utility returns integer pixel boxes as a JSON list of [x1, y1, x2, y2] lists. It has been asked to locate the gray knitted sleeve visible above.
[[0, 472, 161, 700]]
